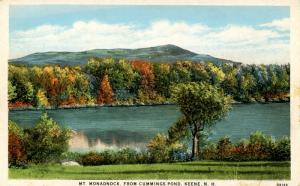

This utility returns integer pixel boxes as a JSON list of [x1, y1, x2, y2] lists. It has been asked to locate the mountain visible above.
[[9, 44, 241, 66]]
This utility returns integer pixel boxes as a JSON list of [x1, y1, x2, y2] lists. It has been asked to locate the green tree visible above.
[[147, 133, 170, 163], [153, 63, 171, 98], [171, 82, 231, 159], [221, 64, 238, 97], [8, 81, 17, 101], [206, 63, 225, 86], [169, 61, 192, 84], [24, 113, 71, 163], [8, 65, 34, 103]]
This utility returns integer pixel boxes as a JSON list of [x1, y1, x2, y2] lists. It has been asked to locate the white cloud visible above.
[[10, 20, 289, 64], [260, 18, 290, 31]]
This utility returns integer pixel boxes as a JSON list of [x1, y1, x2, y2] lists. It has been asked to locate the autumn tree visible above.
[[131, 60, 157, 101], [97, 74, 114, 104], [171, 82, 231, 159], [8, 120, 27, 167]]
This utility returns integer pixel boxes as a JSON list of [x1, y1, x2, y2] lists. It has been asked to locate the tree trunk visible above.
[[191, 133, 199, 160]]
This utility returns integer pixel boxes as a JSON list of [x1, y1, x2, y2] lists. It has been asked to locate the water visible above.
[[9, 103, 290, 152]]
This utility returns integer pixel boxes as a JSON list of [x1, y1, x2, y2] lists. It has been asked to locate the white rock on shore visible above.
[[61, 161, 81, 166]]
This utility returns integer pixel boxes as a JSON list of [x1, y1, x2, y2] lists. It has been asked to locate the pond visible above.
[[9, 103, 290, 152]]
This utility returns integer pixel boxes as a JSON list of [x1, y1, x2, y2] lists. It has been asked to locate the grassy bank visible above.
[[9, 161, 290, 180]]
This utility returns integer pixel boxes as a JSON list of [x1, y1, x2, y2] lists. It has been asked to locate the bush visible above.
[[202, 142, 217, 160], [271, 137, 290, 161], [135, 151, 150, 164], [61, 151, 82, 162], [232, 139, 251, 161], [24, 113, 71, 163], [81, 152, 105, 166], [170, 148, 190, 162], [147, 133, 171, 163], [80, 149, 150, 166], [216, 136, 234, 160], [8, 121, 27, 167], [247, 131, 275, 160], [199, 132, 290, 161], [115, 148, 138, 164]]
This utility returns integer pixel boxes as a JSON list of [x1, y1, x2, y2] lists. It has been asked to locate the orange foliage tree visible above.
[[97, 74, 114, 104], [130, 60, 157, 100], [9, 132, 27, 166]]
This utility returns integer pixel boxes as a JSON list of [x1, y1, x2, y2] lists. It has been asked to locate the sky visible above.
[[9, 5, 290, 64]]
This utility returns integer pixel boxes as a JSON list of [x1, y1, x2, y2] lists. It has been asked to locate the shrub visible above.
[[198, 132, 290, 161], [81, 152, 104, 166], [135, 151, 150, 164], [271, 136, 290, 161], [115, 148, 138, 164], [80, 149, 149, 166], [147, 133, 171, 163], [61, 151, 82, 162], [248, 131, 275, 160], [202, 142, 217, 160], [24, 113, 71, 163], [216, 136, 234, 160], [170, 148, 190, 162], [8, 121, 27, 167], [232, 139, 251, 161]]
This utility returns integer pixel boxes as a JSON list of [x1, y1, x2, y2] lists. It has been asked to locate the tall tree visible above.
[[8, 80, 17, 101], [171, 82, 231, 159], [97, 74, 114, 104]]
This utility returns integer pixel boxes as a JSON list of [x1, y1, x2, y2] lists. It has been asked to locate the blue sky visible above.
[[9, 5, 290, 64]]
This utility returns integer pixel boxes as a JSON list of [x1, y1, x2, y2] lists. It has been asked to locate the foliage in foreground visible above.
[[201, 132, 290, 161], [75, 132, 290, 166], [9, 113, 71, 167], [171, 82, 232, 159]]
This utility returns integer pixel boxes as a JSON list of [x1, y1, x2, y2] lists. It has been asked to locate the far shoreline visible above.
[[8, 99, 290, 111]]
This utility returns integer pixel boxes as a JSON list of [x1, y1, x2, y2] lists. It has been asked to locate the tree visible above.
[[206, 63, 225, 86], [24, 113, 71, 163], [97, 74, 114, 104], [35, 89, 50, 108], [8, 120, 27, 167], [153, 63, 171, 98], [131, 60, 157, 101], [171, 82, 231, 159], [8, 81, 17, 101]]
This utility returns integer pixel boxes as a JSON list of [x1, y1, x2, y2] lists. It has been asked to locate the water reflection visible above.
[[69, 130, 148, 152], [9, 104, 290, 152]]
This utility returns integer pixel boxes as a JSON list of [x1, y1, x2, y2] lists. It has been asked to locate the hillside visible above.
[[9, 44, 241, 66]]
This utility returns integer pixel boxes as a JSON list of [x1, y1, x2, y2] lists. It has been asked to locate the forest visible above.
[[8, 58, 290, 108]]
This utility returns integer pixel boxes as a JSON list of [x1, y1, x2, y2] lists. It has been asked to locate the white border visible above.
[[0, 0, 299, 186]]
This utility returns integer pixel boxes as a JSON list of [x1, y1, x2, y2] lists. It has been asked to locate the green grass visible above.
[[9, 161, 290, 180]]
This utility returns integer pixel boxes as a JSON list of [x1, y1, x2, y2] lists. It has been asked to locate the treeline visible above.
[[8, 58, 290, 108]]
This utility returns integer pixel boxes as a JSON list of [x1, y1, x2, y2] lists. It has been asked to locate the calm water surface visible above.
[[9, 103, 290, 152]]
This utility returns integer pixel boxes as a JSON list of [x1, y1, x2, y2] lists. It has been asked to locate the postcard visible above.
[[0, 0, 299, 186]]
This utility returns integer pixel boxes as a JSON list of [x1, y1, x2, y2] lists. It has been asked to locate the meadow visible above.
[[9, 161, 290, 180]]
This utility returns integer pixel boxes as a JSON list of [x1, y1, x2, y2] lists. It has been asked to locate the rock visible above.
[[61, 161, 80, 166]]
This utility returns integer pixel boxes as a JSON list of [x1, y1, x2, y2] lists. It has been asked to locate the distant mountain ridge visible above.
[[9, 44, 241, 66]]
